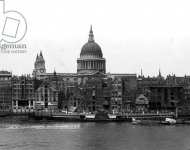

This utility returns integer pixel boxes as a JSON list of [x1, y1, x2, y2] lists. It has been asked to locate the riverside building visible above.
[[29, 26, 190, 114], [12, 75, 35, 112], [0, 71, 12, 113]]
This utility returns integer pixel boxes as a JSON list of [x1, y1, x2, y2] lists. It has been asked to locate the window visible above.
[[74, 101, 76, 107]]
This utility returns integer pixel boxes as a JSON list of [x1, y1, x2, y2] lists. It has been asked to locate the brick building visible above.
[[137, 73, 185, 111], [0, 71, 12, 113], [12, 75, 35, 112], [109, 74, 137, 113]]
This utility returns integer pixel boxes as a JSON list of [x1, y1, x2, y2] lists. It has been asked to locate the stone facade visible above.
[[35, 80, 58, 110]]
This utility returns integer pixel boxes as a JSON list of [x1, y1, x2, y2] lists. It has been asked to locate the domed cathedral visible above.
[[77, 26, 106, 74], [32, 51, 46, 78]]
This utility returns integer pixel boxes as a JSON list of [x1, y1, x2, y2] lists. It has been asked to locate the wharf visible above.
[[30, 111, 176, 122]]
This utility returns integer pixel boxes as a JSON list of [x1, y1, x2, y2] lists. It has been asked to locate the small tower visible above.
[[32, 51, 46, 78], [140, 68, 144, 78], [158, 68, 162, 78]]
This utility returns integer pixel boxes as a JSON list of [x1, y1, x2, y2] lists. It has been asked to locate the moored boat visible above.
[[108, 114, 117, 119], [85, 114, 95, 120], [131, 117, 142, 125], [161, 118, 176, 125], [131, 117, 162, 125]]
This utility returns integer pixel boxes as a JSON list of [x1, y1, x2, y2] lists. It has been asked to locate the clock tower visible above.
[[33, 51, 46, 78]]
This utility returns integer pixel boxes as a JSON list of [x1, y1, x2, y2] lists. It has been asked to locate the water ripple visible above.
[[3, 124, 81, 130]]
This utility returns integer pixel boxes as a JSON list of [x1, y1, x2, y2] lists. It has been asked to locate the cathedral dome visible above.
[[80, 42, 102, 58], [80, 26, 103, 58], [77, 26, 106, 74]]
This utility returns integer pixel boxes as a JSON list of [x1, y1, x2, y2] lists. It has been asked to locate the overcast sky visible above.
[[1, 0, 190, 77]]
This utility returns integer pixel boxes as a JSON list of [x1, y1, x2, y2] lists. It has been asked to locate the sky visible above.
[[1, 0, 190, 77]]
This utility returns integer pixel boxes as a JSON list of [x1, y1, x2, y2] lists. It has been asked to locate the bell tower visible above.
[[33, 51, 46, 78]]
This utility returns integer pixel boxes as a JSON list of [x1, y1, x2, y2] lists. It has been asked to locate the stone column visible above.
[[103, 62, 105, 72], [79, 61, 81, 70], [29, 100, 31, 108], [16, 100, 18, 109]]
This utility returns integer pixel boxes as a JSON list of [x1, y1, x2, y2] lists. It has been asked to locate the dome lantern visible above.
[[88, 25, 94, 42]]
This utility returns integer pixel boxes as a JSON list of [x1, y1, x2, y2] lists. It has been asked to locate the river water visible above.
[[0, 120, 190, 150]]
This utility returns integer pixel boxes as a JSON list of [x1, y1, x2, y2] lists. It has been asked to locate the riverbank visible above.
[[0, 115, 190, 126], [1, 111, 190, 125]]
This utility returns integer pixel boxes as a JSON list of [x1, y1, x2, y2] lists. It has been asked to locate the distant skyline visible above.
[[1, 0, 190, 77]]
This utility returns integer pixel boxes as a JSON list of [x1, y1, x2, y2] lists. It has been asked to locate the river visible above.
[[0, 120, 190, 150]]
